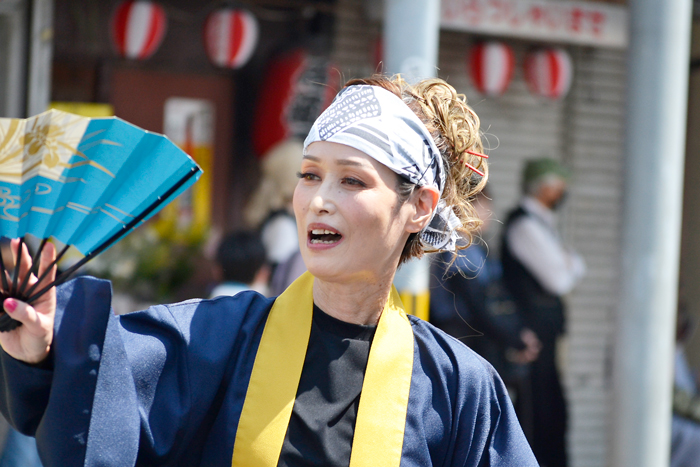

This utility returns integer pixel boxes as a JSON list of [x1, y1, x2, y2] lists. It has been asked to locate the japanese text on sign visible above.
[[441, 0, 628, 49]]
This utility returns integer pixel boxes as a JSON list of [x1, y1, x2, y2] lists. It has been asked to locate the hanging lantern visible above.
[[252, 48, 339, 158], [111, 1, 167, 60], [523, 48, 574, 100], [204, 8, 259, 69], [468, 41, 515, 97]]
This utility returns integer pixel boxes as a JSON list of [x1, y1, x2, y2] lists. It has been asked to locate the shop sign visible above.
[[441, 0, 628, 49]]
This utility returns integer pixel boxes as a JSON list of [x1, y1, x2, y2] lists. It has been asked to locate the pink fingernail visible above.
[[4, 299, 17, 313]]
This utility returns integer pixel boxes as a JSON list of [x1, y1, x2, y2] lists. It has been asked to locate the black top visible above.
[[278, 305, 377, 467]]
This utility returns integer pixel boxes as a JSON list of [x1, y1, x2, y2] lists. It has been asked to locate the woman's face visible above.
[[293, 141, 417, 284]]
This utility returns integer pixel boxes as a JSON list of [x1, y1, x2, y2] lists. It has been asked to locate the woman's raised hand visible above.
[[0, 239, 57, 364]]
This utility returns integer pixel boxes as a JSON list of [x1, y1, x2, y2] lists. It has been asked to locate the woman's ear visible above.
[[406, 187, 439, 233]]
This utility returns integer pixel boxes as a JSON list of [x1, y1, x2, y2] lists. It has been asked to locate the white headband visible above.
[[304, 85, 461, 251]]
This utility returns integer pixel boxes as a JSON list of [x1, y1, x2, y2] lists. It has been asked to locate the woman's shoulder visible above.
[[60, 274, 276, 344], [113, 290, 276, 359], [153, 290, 276, 331], [166, 289, 274, 312], [60, 276, 275, 318], [407, 315, 502, 386]]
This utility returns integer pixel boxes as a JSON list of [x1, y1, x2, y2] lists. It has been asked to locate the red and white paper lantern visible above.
[[523, 48, 574, 100], [204, 9, 259, 69], [468, 41, 515, 97], [111, 1, 167, 60]]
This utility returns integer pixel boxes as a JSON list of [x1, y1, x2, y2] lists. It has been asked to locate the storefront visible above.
[[6, 1, 668, 465], [45, 0, 339, 300]]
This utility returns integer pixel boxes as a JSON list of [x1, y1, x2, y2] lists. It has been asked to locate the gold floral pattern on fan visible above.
[[0, 110, 116, 184], [26, 122, 63, 168]]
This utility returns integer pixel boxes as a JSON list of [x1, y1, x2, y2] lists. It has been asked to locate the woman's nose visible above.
[[310, 182, 336, 215]]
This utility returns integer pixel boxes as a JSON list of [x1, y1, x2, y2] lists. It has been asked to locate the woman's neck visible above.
[[312, 274, 395, 325]]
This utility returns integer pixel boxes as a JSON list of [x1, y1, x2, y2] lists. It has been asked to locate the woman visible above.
[[0, 76, 538, 466]]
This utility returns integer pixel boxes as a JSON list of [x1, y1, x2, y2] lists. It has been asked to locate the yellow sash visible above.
[[231, 271, 414, 467]]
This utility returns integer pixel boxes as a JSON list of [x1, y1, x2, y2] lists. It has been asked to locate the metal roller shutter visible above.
[[560, 46, 626, 467]]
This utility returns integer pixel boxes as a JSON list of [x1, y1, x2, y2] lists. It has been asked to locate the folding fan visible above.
[[0, 109, 202, 331]]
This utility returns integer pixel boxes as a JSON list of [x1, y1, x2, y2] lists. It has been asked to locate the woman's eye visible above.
[[343, 177, 366, 187], [297, 172, 319, 181]]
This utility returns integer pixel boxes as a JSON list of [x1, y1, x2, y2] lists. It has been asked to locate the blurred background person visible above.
[[209, 231, 269, 298], [243, 139, 306, 296], [430, 190, 540, 394], [671, 299, 700, 467], [501, 158, 586, 467]]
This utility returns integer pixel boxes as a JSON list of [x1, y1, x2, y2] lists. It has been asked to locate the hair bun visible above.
[[410, 80, 484, 176]]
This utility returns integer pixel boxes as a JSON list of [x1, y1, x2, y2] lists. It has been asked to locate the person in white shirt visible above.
[[501, 158, 585, 467]]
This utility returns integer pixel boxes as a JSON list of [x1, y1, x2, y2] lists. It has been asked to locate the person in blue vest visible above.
[[0, 76, 538, 467], [501, 158, 586, 467]]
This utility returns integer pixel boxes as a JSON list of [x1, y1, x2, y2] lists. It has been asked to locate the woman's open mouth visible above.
[[309, 228, 343, 244]]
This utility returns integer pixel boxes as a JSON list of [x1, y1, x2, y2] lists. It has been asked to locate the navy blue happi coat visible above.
[[0, 277, 537, 467]]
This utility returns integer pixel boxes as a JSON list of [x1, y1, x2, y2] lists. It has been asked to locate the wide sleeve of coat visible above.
[[0, 276, 272, 467], [403, 318, 539, 467]]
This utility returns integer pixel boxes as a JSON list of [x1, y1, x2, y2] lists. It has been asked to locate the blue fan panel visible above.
[[0, 117, 201, 255]]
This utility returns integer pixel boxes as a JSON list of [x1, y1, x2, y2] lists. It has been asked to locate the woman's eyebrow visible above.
[[336, 159, 363, 167], [302, 154, 364, 167]]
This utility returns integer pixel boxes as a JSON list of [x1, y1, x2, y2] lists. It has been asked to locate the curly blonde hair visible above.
[[343, 75, 488, 264]]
